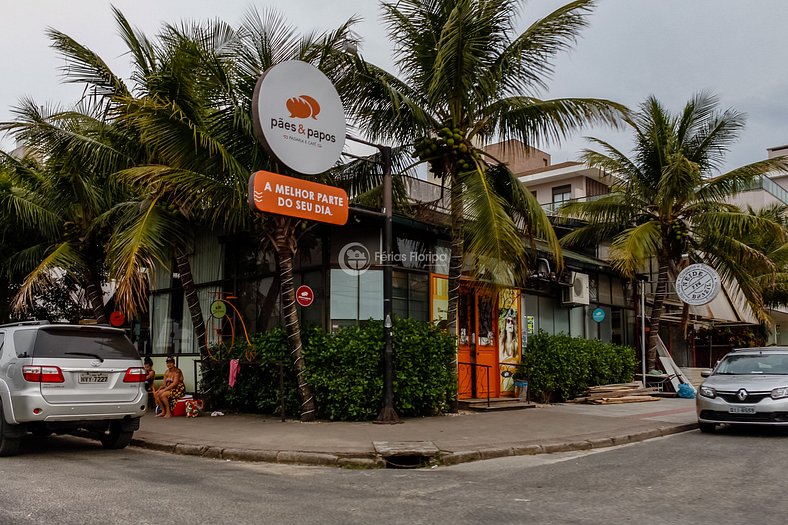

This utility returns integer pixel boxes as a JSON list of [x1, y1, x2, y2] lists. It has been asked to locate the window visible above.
[[13, 329, 36, 358], [33, 327, 140, 360], [330, 269, 383, 328], [392, 271, 429, 322], [551, 184, 572, 204]]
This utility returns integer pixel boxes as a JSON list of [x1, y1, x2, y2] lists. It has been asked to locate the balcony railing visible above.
[[541, 195, 605, 217], [742, 175, 788, 205]]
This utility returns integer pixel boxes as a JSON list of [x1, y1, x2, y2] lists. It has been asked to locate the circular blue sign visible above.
[[592, 307, 606, 323]]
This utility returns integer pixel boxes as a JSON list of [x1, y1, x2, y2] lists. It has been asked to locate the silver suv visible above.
[[0, 321, 147, 456], [696, 347, 788, 433]]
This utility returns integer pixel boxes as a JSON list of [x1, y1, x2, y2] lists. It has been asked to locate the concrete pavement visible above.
[[131, 397, 698, 468]]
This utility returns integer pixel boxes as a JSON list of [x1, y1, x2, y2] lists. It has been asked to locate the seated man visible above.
[[154, 356, 185, 418]]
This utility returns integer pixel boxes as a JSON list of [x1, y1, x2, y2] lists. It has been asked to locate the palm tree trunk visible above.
[[647, 254, 671, 370], [84, 264, 106, 324], [447, 180, 464, 336], [175, 251, 208, 356], [272, 219, 316, 422], [447, 179, 464, 412]]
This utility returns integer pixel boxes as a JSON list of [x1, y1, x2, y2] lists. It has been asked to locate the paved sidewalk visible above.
[[131, 397, 698, 468]]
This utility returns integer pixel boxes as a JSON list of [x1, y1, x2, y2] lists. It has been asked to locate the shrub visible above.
[[304, 323, 384, 421], [522, 331, 636, 402], [199, 328, 300, 416], [199, 319, 457, 421]]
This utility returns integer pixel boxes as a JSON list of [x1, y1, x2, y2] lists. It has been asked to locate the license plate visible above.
[[729, 406, 756, 414], [79, 373, 108, 384]]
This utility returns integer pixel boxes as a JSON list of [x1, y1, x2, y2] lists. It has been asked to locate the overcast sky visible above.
[[1, 0, 786, 172]]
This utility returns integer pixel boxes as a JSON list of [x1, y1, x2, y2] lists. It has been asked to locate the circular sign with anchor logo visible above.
[[675, 263, 721, 306]]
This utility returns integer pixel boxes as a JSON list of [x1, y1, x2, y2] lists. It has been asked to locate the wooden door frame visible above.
[[457, 284, 499, 399]]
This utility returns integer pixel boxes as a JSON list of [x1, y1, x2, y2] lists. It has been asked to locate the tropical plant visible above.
[[740, 204, 788, 309], [199, 319, 456, 421], [339, 0, 623, 340], [522, 330, 635, 402], [560, 92, 788, 369], [90, 8, 357, 421], [41, 10, 215, 353], [0, 151, 90, 323], [0, 104, 133, 323]]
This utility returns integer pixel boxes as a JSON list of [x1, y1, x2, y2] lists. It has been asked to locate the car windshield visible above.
[[31, 327, 140, 360], [715, 354, 788, 375]]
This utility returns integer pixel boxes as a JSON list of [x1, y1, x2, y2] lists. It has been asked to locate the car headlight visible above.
[[771, 387, 788, 399], [699, 385, 716, 399]]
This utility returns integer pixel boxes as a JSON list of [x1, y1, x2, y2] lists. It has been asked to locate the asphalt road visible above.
[[1, 427, 786, 525]]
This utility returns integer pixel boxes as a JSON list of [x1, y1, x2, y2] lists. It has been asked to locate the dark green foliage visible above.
[[392, 318, 457, 417], [304, 323, 385, 421], [522, 331, 636, 402], [199, 319, 457, 421], [199, 328, 300, 416]]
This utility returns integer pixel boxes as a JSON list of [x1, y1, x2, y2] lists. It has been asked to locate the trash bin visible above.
[[514, 380, 528, 402]]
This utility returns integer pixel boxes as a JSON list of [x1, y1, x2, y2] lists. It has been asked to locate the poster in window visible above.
[[498, 288, 520, 393]]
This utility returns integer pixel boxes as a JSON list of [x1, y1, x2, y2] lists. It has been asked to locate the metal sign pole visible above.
[[345, 135, 399, 424], [641, 278, 647, 386]]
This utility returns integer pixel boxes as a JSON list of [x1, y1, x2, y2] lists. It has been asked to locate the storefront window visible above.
[[598, 275, 611, 303], [330, 269, 383, 328], [433, 243, 450, 275], [431, 275, 448, 324], [392, 271, 429, 321], [297, 271, 324, 329], [410, 274, 429, 321]]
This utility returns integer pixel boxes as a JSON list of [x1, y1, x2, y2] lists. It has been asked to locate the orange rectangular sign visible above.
[[248, 170, 349, 225]]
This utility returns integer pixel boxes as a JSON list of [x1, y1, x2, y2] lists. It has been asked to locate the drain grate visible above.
[[372, 441, 441, 469]]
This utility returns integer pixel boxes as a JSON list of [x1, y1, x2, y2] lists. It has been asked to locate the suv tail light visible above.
[[123, 367, 148, 383], [23, 365, 65, 383]]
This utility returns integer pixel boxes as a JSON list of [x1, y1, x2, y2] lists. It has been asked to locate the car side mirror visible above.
[[701, 370, 712, 378]]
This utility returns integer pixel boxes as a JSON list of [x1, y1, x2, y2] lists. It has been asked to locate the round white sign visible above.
[[252, 61, 346, 175], [675, 263, 721, 306]]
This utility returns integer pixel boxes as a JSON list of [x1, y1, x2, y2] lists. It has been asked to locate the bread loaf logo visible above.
[[286, 95, 321, 119], [270, 93, 336, 144]]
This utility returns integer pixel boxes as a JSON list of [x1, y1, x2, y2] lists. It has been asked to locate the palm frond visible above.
[[13, 242, 86, 311]]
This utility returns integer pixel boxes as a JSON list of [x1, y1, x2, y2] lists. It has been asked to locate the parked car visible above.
[[0, 321, 148, 456], [696, 346, 788, 432]]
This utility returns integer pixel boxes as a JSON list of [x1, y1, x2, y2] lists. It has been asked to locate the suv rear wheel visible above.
[[0, 406, 21, 457], [100, 422, 134, 449]]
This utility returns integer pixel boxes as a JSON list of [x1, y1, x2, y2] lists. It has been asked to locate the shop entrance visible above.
[[457, 287, 498, 399]]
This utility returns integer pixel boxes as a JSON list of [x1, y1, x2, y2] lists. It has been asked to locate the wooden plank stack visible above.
[[570, 382, 662, 404]]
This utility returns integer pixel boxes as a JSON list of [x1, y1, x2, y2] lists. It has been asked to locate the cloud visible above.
[[1, 0, 785, 170]]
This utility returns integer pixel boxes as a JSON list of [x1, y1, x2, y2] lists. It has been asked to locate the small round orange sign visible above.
[[109, 311, 125, 327]]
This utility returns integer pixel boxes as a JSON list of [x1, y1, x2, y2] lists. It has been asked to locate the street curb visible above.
[[438, 422, 698, 467], [130, 422, 698, 469]]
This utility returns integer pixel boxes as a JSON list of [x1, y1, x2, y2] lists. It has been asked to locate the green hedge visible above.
[[199, 328, 300, 415], [199, 319, 457, 421], [521, 331, 636, 402]]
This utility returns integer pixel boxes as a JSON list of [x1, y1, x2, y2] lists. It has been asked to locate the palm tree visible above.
[[740, 204, 788, 310], [41, 10, 219, 354], [0, 101, 134, 323], [560, 92, 788, 369], [339, 0, 623, 337], [101, 9, 359, 421]]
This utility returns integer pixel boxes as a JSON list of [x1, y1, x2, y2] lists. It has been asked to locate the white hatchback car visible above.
[[696, 347, 788, 433], [0, 321, 148, 456]]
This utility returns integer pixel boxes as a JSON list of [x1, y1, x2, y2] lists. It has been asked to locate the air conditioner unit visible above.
[[562, 272, 590, 305]]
